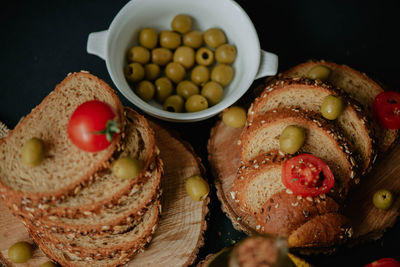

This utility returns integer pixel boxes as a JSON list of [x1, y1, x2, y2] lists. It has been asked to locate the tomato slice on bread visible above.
[[372, 91, 400, 129], [282, 154, 335, 197], [68, 100, 120, 152]]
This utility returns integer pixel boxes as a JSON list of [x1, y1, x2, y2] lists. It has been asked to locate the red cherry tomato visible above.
[[365, 258, 400, 267], [372, 91, 400, 129], [282, 154, 335, 197], [67, 100, 120, 152]]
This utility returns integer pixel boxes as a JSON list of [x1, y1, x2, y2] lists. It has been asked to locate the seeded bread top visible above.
[[239, 108, 359, 201], [0, 72, 124, 203], [247, 77, 375, 174], [281, 59, 398, 152]]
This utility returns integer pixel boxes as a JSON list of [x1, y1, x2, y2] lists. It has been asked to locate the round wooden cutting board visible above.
[[0, 120, 208, 267], [207, 119, 400, 250]]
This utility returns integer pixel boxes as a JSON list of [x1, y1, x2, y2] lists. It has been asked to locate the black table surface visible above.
[[1, 1, 399, 266]]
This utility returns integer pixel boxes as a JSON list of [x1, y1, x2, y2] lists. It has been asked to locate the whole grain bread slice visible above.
[[232, 150, 288, 215], [281, 59, 398, 152], [247, 77, 376, 175], [26, 201, 161, 266], [0, 72, 125, 207], [239, 108, 358, 200], [11, 107, 159, 220], [23, 156, 162, 237]]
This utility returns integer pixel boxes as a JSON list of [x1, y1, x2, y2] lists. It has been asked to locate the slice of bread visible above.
[[281, 59, 398, 152], [248, 77, 376, 174], [239, 108, 358, 200], [0, 72, 125, 207], [26, 201, 161, 266], [10, 107, 159, 220], [23, 156, 162, 236], [232, 151, 287, 215], [255, 190, 352, 248], [28, 200, 161, 261]]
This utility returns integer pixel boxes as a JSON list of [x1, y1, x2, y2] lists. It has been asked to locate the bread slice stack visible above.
[[0, 72, 162, 266], [232, 60, 395, 250]]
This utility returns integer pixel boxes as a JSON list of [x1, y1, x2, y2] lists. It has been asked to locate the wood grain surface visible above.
[[0, 120, 208, 267], [207, 119, 400, 248]]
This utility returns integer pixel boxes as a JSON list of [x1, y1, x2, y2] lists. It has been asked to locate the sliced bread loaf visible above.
[[28, 200, 161, 261], [239, 108, 358, 200], [23, 156, 162, 236], [232, 150, 287, 215], [255, 190, 352, 248], [281, 59, 398, 152], [11, 107, 159, 220], [26, 201, 161, 266], [0, 72, 125, 207], [247, 77, 376, 174]]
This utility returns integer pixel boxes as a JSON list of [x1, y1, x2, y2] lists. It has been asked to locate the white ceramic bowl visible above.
[[87, 0, 278, 122]]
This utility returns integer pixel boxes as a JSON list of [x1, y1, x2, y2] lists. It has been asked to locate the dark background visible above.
[[1, 1, 399, 266]]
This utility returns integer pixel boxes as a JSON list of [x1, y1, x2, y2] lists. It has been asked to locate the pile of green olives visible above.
[[124, 14, 237, 113]]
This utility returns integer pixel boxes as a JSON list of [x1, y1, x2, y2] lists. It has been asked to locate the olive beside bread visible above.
[[124, 14, 237, 113], [222, 106, 247, 128], [185, 175, 210, 201], [8, 241, 33, 263], [112, 156, 142, 180], [279, 125, 306, 154]]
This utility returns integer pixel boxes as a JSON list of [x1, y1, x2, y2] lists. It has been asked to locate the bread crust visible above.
[[0, 72, 125, 208], [247, 77, 376, 175]]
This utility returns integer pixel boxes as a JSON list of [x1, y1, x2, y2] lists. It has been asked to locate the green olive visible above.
[[139, 28, 158, 49], [39, 261, 58, 267], [222, 106, 247, 128], [171, 14, 192, 34], [185, 175, 210, 201], [306, 65, 332, 81], [195, 47, 214, 66], [183, 31, 203, 49], [321, 95, 344, 120], [135, 80, 155, 101], [163, 95, 184, 113], [203, 28, 227, 48], [211, 64, 234, 86], [124, 62, 145, 83], [160, 30, 181, 49], [215, 44, 236, 64], [373, 189, 393, 210], [173, 46, 195, 69], [155, 77, 174, 103], [176, 80, 199, 99], [279, 125, 306, 154], [201, 81, 223, 106], [151, 48, 173, 66], [21, 137, 44, 167], [112, 156, 142, 180], [185, 94, 209, 112], [165, 62, 186, 84], [190, 65, 210, 85], [127, 46, 150, 64], [8, 241, 33, 263], [144, 63, 161, 80]]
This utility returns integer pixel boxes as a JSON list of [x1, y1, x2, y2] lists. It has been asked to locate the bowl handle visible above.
[[87, 30, 108, 60], [255, 50, 279, 79]]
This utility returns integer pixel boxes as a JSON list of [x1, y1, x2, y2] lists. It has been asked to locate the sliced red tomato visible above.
[[282, 154, 335, 197], [364, 258, 400, 267], [372, 91, 400, 129], [67, 100, 120, 152]]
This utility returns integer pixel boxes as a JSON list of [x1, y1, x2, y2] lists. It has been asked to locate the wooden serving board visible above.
[[207, 120, 400, 248], [0, 120, 208, 267]]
